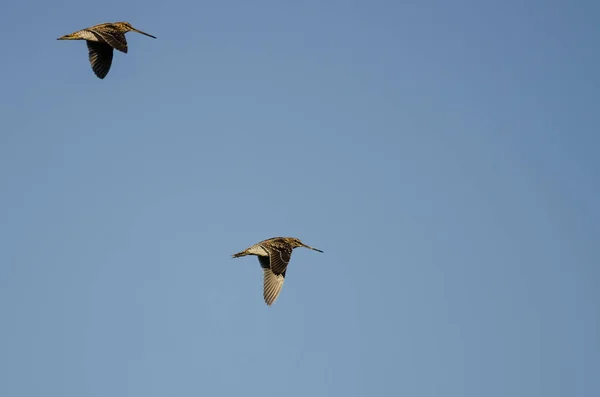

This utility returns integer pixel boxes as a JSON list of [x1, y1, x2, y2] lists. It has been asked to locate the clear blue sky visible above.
[[1, 1, 598, 396]]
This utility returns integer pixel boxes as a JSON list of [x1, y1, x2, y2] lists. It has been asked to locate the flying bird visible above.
[[57, 22, 156, 79], [232, 237, 323, 306]]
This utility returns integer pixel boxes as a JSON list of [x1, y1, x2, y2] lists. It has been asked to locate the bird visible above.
[[57, 22, 156, 79], [232, 237, 323, 306]]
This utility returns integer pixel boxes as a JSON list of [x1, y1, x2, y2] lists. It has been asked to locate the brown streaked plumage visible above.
[[232, 237, 323, 306], [57, 22, 156, 79]]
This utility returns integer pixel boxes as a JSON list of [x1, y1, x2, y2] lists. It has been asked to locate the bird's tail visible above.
[[231, 250, 248, 258]]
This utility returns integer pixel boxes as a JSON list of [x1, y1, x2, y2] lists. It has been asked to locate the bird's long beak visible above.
[[131, 27, 156, 39], [302, 243, 323, 253]]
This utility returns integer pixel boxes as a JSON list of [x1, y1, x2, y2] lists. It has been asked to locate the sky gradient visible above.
[[1, 1, 598, 396]]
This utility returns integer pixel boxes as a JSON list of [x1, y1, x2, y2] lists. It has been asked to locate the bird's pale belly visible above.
[[79, 30, 102, 42], [246, 245, 269, 256]]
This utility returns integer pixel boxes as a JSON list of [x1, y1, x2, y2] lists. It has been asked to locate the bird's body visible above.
[[57, 22, 156, 79], [232, 237, 323, 306]]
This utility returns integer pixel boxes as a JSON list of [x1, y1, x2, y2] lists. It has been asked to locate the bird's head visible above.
[[116, 22, 157, 39], [289, 238, 323, 253]]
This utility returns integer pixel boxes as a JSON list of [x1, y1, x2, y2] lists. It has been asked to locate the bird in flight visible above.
[[58, 21, 156, 79], [232, 237, 323, 306]]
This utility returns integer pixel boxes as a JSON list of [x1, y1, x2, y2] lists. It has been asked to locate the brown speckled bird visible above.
[[57, 22, 156, 79], [232, 237, 323, 306]]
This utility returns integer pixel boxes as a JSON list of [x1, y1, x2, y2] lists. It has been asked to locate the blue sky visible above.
[[1, 0, 598, 396]]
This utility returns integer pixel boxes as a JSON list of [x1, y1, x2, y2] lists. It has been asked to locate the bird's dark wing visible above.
[[258, 255, 286, 305], [262, 267, 286, 306], [258, 255, 270, 270], [87, 41, 114, 79], [266, 245, 292, 275], [89, 27, 128, 53]]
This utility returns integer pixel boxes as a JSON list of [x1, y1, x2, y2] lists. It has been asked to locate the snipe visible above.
[[232, 237, 323, 306], [58, 22, 156, 79]]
